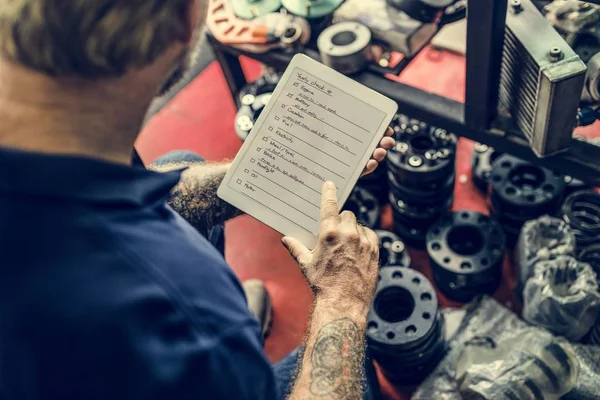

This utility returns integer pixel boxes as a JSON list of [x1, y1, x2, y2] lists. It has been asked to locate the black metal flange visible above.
[[388, 170, 455, 204], [357, 162, 389, 205], [426, 211, 506, 302], [471, 143, 502, 194], [343, 187, 380, 229], [376, 230, 411, 268], [562, 190, 600, 252], [234, 93, 272, 141], [367, 267, 446, 386], [490, 155, 566, 246]]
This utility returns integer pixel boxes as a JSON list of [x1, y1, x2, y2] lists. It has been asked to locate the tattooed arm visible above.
[[282, 182, 380, 400], [150, 161, 242, 234]]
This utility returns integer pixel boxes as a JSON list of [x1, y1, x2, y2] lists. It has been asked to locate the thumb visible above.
[[281, 236, 310, 264]]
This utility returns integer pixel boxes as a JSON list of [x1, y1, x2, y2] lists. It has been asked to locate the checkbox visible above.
[[281, 104, 286, 109], [257, 147, 262, 152], [244, 169, 249, 173], [287, 93, 293, 98], [275, 116, 280, 121], [250, 158, 255, 163], [236, 179, 242, 184], [262, 137, 268, 142], [268, 126, 273, 131], [293, 82, 299, 87]]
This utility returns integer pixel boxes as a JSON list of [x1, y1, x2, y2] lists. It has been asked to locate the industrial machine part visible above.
[[471, 143, 503, 194], [490, 154, 567, 246], [207, 1, 310, 52], [387, 0, 456, 23], [545, 0, 600, 64], [238, 70, 281, 104], [343, 187, 380, 229], [456, 331, 580, 400], [515, 215, 576, 299], [281, 0, 343, 18], [388, 114, 456, 248], [317, 22, 372, 74], [564, 174, 592, 195], [231, 0, 282, 19], [426, 211, 506, 302], [235, 92, 272, 141], [523, 255, 600, 341], [334, 0, 438, 57], [562, 190, 600, 253], [376, 230, 411, 268], [499, 0, 587, 157], [367, 267, 446, 385]]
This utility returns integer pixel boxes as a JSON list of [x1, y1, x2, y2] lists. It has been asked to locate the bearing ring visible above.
[[471, 143, 503, 194], [367, 267, 446, 385], [343, 187, 380, 229], [426, 211, 506, 302], [376, 230, 411, 268], [490, 155, 566, 247], [317, 22, 372, 74]]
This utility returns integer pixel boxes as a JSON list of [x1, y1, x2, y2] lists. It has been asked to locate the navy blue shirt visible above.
[[0, 148, 277, 399]]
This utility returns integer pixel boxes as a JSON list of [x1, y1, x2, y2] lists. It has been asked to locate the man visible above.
[[0, 1, 395, 399]]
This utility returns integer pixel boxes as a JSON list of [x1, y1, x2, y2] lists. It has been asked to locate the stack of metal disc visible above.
[[235, 71, 281, 141], [343, 187, 380, 229], [387, 114, 456, 248]]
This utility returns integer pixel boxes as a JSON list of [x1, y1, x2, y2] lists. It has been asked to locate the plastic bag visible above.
[[411, 296, 600, 400], [523, 255, 600, 341]]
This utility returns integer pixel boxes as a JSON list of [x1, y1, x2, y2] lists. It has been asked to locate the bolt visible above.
[[241, 94, 255, 106], [475, 143, 489, 153], [425, 150, 438, 160], [408, 156, 423, 167], [396, 142, 409, 154], [510, 0, 523, 12], [434, 128, 447, 139], [236, 115, 253, 131], [564, 175, 573, 184], [437, 148, 451, 159], [391, 241, 405, 254], [549, 47, 563, 61]]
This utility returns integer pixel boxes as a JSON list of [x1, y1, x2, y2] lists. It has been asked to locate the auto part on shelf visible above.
[[367, 267, 446, 385], [334, 0, 438, 57], [523, 255, 600, 341], [499, 0, 587, 157], [386, 0, 456, 23], [343, 187, 380, 229], [231, 0, 282, 19], [456, 330, 580, 400], [235, 92, 272, 141], [376, 230, 411, 268], [207, 1, 310, 52], [387, 114, 456, 248], [515, 215, 576, 299], [471, 143, 503, 194], [282, 0, 343, 18], [562, 190, 600, 254], [357, 161, 388, 204], [317, 22, 372, 74], [426, 211, 506, 302], [490, 154, 567, 247]]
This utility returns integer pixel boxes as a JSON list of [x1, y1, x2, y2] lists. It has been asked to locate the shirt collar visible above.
[[0, 147, 182, 206]]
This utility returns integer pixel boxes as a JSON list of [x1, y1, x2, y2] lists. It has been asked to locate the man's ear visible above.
[[178, 1, 199, 44]]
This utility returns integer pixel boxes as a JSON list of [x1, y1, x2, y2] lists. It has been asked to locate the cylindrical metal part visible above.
[[367, 267, 446, 386], [376, 230, 411, 268], [426, 211, 506, 302], [562, 190, 600, 253], [471, 143, 503, 194], [317, 22, 372, 74]]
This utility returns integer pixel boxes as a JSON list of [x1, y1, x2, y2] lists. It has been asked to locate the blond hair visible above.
[[0, 0, 196, 78]]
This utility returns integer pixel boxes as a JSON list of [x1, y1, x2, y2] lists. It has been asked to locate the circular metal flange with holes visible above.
[[343, 187, 380, 229], [426, 211, 506, 302], [376, 230, 411, 268], [471, 143, 503, 194], [562, 190, 600, 252], [235, 93, 273, 141], [237, 71, 281, 105], [388, 170, 455, 204], [367, 267, 446, 385]]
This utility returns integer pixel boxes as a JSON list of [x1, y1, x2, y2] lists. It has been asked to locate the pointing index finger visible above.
[[320, 181, 340, 225]]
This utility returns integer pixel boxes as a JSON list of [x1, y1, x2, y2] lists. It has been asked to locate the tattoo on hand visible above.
[[309, 318, 364, 398]]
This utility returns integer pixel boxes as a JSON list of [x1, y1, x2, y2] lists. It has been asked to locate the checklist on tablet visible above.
[[218, 54, 397, 249]]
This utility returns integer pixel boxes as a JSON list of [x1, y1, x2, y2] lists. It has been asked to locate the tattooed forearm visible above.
[[288, 315, 366, 400], [150, 161, 242, 234]]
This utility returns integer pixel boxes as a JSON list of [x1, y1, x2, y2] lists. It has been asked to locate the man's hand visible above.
[[362, 127, 395, 177], [282, 181, 380, 309]]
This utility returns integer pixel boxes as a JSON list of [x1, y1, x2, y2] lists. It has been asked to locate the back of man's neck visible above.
[[0, 59, 157, 165]]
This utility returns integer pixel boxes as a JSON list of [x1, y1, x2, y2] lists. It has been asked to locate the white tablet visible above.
[[218, 54, 397, 249]]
